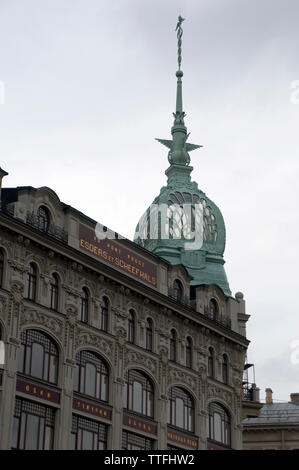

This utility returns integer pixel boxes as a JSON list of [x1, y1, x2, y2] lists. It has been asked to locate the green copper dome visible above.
[[134, 17, 231, 297]]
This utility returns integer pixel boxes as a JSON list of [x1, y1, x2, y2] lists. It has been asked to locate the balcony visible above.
[[26, 212, 68, 243]]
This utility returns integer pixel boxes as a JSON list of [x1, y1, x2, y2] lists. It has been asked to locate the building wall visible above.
[[0, 187, 249, 450]]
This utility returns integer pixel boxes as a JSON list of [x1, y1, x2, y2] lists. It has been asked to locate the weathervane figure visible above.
[[175, 15, 185, 70]]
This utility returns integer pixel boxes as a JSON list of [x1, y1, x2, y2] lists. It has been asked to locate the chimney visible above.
[[290, 393, 299, 403], [265, 388, 273, 404], [0, 167, 8, 208]]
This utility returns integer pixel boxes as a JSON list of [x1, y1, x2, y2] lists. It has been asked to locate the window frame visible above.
[[74, 350, 109, 403], [123, 369, 154, 419], [167, 386, 195, 433]]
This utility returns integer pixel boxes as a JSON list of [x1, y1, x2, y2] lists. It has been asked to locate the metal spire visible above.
[[156, 16, 202, 168]]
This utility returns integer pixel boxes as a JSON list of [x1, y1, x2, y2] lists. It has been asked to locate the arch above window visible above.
[[167, 386, 194, 433], [18, 329, 59, 385], [123, 369, 154, 418], [74, 350, 109, 402]]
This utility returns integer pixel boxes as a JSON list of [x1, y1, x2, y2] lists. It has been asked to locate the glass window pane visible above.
[[82, 430, 94, 450], [214, 412, 222, 442], [85, 363, 96, 397], [175, 398, 184, 428], [70, 433, 76, 450], [12, 417, 19, 449], [133, 381, 142, 413], [38, 417, 44, 450], [44, 426, 53, 450], [31, 343, 44, 379], [18, 344, 25, 373], [74, 365, 79, 392], [25, 414, 40, 450], [49, 355, 57, 383]]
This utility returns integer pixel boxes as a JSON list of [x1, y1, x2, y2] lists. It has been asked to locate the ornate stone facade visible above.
[[0, 186, 249, 450]]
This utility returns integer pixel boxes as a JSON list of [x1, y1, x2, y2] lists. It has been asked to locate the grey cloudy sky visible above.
[[1, 0, 299, 402]]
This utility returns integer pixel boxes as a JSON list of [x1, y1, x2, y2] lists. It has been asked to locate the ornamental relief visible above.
[[167, 366, 197, 393], [21, 308, 63, 339], [207, 384, 233, 408], [75, 331, 113, 360], [124, 349, 158, 375], [0, 295, 8, 319]]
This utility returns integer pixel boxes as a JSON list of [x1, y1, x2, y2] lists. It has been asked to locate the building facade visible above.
[[0, 18, 250, 451]]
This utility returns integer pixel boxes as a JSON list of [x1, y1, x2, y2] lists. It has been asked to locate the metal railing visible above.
[[26, 212, 68, 243]]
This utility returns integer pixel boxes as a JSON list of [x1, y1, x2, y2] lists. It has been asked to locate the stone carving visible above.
[[124, 349, 157, 375], [76, 331, 113, 360], [168, 367, 197, 392], [21, 308, 63, 338]]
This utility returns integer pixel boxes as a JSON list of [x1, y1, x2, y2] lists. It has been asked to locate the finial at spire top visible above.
[[175, 15, 185, 70]]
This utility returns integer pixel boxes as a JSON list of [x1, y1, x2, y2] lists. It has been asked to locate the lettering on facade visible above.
[[167, 429, 198, 449], [73, 398, 112, 421], [16, 379, 60, 404], [123, 413, 157, 436], [78, 224, 157, 288]]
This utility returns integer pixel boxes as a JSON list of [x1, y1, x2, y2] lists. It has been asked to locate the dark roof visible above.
[[243, 402, 299, 426]]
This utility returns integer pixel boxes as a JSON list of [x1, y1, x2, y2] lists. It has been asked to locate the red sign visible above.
[[73, 397, 112, 421], [167, 428, 198, 449], [123, 413, 157, 436], [79, 224, 157, 288], [16, 379, 60, 405]]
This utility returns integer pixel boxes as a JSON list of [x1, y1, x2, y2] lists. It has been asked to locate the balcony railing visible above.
[[168, 288, 232, 330], [26, 212, 68, 243]]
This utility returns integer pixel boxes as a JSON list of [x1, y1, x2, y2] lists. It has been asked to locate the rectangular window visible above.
[[71, 415, 107, 450], [122, 431, 153, 450], [12, 398, 55, 450]]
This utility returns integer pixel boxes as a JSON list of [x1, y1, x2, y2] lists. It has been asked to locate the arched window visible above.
[[0, 249, 4, 288], [167, 386, 194, 432], [186, 337, 192, 369], [208, 347, 214, 378], [27, 263, 37, 301], [100, 297, 109, 332], [50, 273, 59, 311], [173, 280, 183, 302], [37, 206, 50, 232], [74, 350, 109, 402], [80, 287, 89, 323], [208, 402, 231, 447], [209, 299, 218, 320], [123, 369, 154, 418], [170, 329, 177, 362], [146, 318, 153, 352], [222, 354, 228, 384], [128, 310, 135, 344], [18, 329, 59, 384]]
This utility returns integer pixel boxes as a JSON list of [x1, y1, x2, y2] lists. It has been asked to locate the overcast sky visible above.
[[1, 0, 299, 402]]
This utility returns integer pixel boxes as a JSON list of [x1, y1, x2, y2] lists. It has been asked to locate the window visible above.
[[208, 402, 231, 447], [167, 386, 194, 433], [146, 318, 153, 352], [222, 354, 228, 384], [12, 398, 55, 450], [18, 329, 59, 385], [80, 287, 89, 323], [100, 297, 109, 332], [74, 350, 109, 402], [208, 347, 214, 378], [37, 206, 50, 232], [50, 273, 59, 311], [128, 310, 135, 344], [209, 299, 218, 320], [186, 337, 192, 368], [0, 250, 4, 288], [173, 280, 183, 302], [122, 431, 153, 450], [170, 329, 177, 362], [71, 415, 107, 450], [27, 263, 37, 301], [123, 369, 154, 418]]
